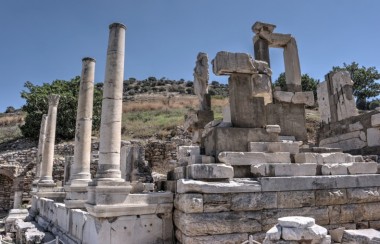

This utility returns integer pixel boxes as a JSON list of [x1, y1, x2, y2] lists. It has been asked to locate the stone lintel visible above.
[[259, 174, 380, 192], [260, 32, 292, 48]]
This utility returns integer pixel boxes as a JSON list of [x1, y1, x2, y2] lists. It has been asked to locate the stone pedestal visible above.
[[229, 74, 267, 128], [85, 23, 132, 217], [65, 57, 95, 209]]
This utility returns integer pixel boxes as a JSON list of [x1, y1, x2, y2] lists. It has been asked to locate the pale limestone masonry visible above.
[[317, 70, 358, 124], [65, 57, 95, 209], [318, 109, 380, 154]]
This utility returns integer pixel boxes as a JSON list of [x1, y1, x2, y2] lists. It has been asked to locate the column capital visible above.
[[109, 22, 126, 30], [48, 94, 60, 106], [82, 57, 96, 62]]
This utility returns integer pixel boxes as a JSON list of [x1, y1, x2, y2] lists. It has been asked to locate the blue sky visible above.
[[1, 0, 380, 111]]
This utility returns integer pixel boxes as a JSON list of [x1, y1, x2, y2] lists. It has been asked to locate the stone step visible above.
[[187, 164, 234, 180], [218, 152, 291, 165], [251, 163, 317, 177], [342, 229, 380, 243], [249, 141, 300, 154], [322, 162, 379, 176], [294, 152, 356, 164]]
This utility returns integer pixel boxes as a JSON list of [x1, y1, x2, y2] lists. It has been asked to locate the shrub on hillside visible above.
[[20, 76, 102, 140]]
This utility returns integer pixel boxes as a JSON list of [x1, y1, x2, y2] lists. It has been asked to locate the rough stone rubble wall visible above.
[[318, 110, 380, 155]]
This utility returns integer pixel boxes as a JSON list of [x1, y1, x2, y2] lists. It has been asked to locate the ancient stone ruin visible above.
[[1, 21, 380, 244]]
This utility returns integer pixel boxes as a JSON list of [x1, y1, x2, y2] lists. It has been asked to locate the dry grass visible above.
[[121, 95, 228, 139], [0, 114, 24, 127]]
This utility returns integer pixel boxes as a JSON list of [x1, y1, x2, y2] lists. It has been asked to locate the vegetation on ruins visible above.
[[273, 72, 320, 101], [20, 77, 102, 140], [332, 62, 380, 110]]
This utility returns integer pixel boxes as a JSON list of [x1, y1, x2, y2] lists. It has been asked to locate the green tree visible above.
[[273, 72, 320, 100], [20, 76, 102, 140], [332, 62, 380, 109]]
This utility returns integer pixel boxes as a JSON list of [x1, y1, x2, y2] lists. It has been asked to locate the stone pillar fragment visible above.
[[38, 94, 60, 185], [283, 38, 302, 92], [32, 114, 48, 188], [254, 37, 270, 66], [13, 191, 23, 209], [194, 52, 210, 111], [85, 23, 132, 217]]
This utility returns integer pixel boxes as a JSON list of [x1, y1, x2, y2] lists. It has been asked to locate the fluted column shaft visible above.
[[96, 23, 126, 181], [39, 95, 60, 184], [71, 58, 95, 183]]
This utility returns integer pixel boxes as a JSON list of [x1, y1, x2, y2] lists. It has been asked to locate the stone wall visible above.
[[318, 110, 380, 155], [0, 174, 13, 212], [174, 175, 380, 243]]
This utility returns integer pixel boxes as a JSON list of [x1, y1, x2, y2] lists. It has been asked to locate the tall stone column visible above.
[[284, 37, 302, 92], [86, 23, 132, 217], [32, 114, 48, 189], [38, 94, 60, 185], [65, 58, 95, 209]]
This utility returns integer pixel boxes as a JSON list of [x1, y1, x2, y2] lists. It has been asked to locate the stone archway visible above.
[[0, 173, 14, 214]]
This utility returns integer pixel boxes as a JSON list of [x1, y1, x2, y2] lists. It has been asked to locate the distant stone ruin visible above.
[[1, 21, 380, 244]]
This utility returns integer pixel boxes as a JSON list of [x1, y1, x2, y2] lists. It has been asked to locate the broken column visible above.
[[38, 94, 60, 186], [85, 23, 132, 217], [65, 57, 95, 208], [185, 52, 214, 143], [252, 22, 275, 66], [32, 114, 48, 189]]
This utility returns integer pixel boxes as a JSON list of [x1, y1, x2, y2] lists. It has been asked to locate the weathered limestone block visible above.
[[294, 152, 324, 164], [5, 209, 29, 232], [176, 230, 248, 244], [231, 192, 277, 211], [320, 152, 350, 164], [174, 210, 261, 236], [367, 128, 380, 147], [25, 227, 45, 243], [315, 189, 347, 205], [251, 163, 317, 177], [212, 51, 271, 75], [347, 162, 378, 175], [178, 146, 200, 162], [320, 131, 366, 146], [252, 73, 273, 105], [167, 166, 186, 180], [174, 193, 203, 213], [329, 227, 345, 243], [274, 91, 294, 103], [267, 142, 299, 154], [186, 164, 234, 180], [249, 142, 270, 152], [259, 175, 380, 192], [218, 152, 291, 165], [347, 187, 380, 204], [201, 155, 215, 164], [321, 163, 349, 175], [203, 194, 232, 212], [349, 121, 364, 131], [283, 38, 302, 92], [282, 225, 327, 241], [342, 229, 380, 243], [266, 125, 281, 134], [177, 179, 261, 194], [266, 225, 282, 241], [291, 91, 314, 106], [277, 191, 315, 208], [278, 216, 315, 228], [372, 113, 380, 127]]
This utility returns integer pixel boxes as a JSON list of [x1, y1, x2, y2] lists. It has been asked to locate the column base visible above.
[[84, 191, 174, 218], [64, 180, 91, 209], [85, 179, 133, 217], [33, 182, 66, 202]]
